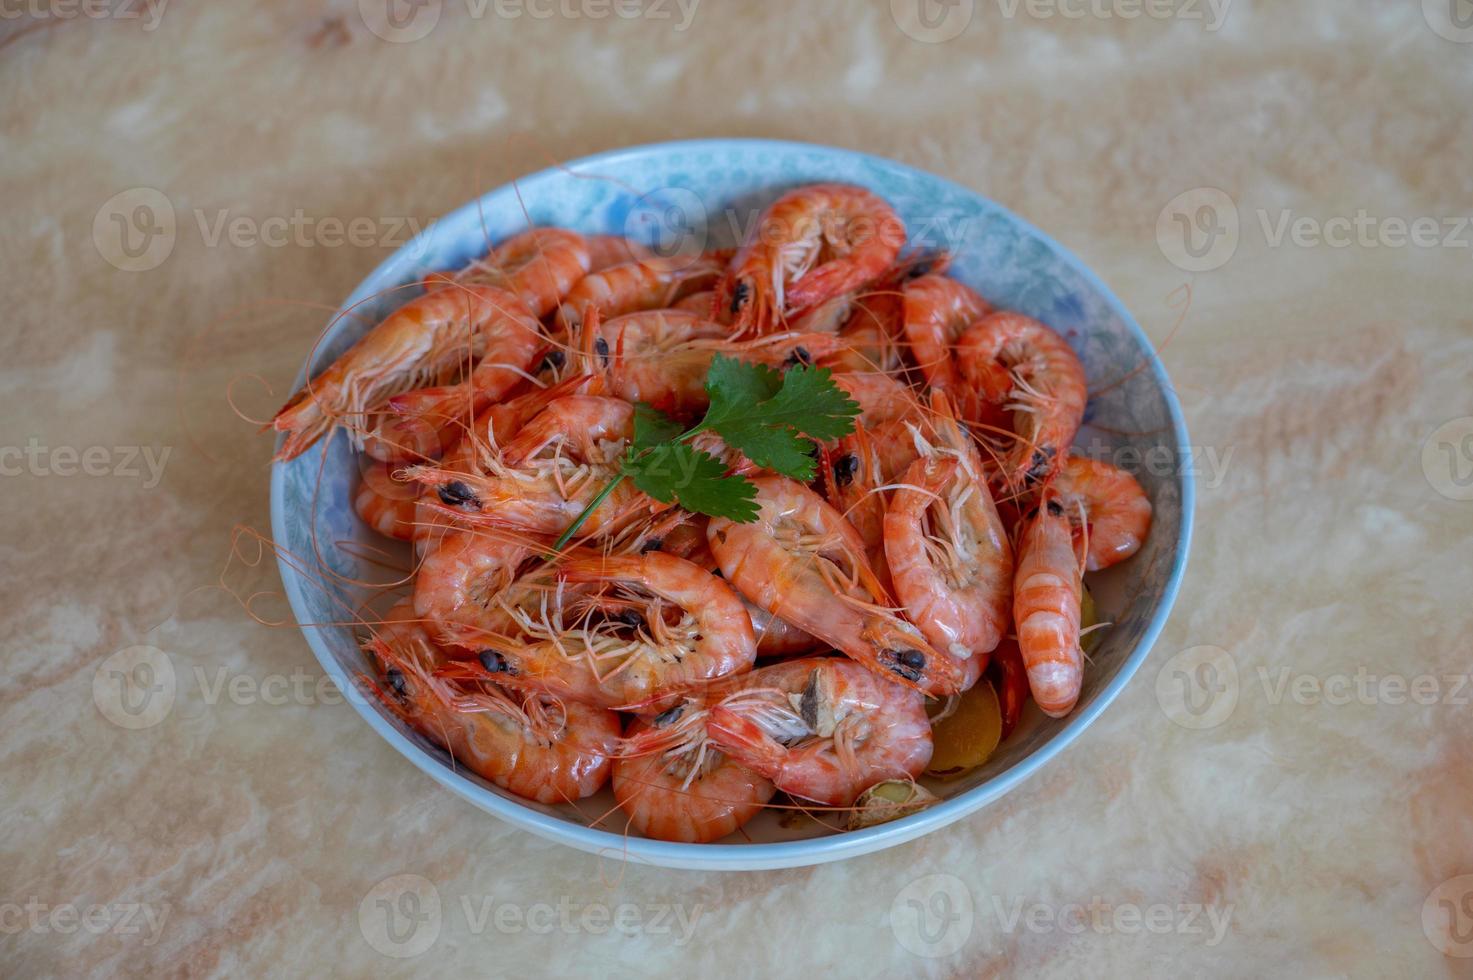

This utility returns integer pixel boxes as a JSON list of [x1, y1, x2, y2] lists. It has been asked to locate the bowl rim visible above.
[[269, 137, 1195, 871]]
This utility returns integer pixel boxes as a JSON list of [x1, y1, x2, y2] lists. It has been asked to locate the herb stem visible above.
[[551, 471, 627, 552]]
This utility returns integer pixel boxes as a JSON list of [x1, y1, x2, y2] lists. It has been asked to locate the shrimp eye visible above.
[[729, 280, 749, 313], [833, 453, 859, 487], [613, 609, 645, 630], [653, 704, 684, 727], [385, 668, 408, 700], [478, 649, 512, 674], [437, 480, 481, 509], [1024, 448, 1056, 483], [1046, 499, 1064, 517], [594, 337, 610, 364], [783, 346, 812, 369], [885, 648, 927, 681], [539, 350, 565, 373], [639, 537, 663, 554]]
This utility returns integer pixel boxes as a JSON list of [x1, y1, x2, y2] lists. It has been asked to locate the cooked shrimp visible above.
[[273, 285, 542, 461], [597, 309, 730, 415], [715, 184, 906, 336], [707, 476, 963, 696], [408, 395, 651, 539], [673, 289, 716, 314], [955, 311, 1087, 489], [367, 600, 619, 804], [835, 371, 918, 429], [613, 715, 775, 843], [413, 529, 541, 648], [991, 637, 1030, 738], [1012, 492, 1084, 718], [705, 657, 933, 806], [353, 460, 419, 541], [821, 423, 900, 590], [902, 274, 991, 414], [453, 228, 591, 318], [585, 234, 652, 272], [1051, 454, 1152, 570], [554, 255, 723, 333], [884, 455, 1012, 688], [448, 550, 756, 710]]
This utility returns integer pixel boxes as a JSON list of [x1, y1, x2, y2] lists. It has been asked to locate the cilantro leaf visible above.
[[632, 402, 684, 450], [624, 443, 759, 523], [697, 356, 860, 479]]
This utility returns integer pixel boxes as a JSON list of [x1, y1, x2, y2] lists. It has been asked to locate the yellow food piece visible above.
[[925, 679, 1002, 780], [846, 780, 939, 830], [1080, 582, 1101, 655]]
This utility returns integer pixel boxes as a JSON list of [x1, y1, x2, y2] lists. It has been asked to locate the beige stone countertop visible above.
[[3, 1, 1471, 976]]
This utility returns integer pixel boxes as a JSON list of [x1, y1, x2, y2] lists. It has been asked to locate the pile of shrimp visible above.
[[272, 183, 1152, 843]]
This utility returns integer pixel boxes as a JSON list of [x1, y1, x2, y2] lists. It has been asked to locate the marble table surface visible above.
[[3, 1, 1470, 976]]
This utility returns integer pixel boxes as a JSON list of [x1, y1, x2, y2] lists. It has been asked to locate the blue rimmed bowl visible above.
[[270, 139, 1193, 871]]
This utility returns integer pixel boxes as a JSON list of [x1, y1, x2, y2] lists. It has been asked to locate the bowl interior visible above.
[[270, 140, 1190, 870]]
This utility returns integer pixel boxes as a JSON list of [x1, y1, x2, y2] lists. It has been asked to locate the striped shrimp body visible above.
[[613, 714, 776, 843], [883, 455, 1012, 688], [705, 657, 933, 806], [273, 285, 542, 461], [902, 274, 992, 416], [448, 228, 591, 318], [1051, 454, 1152, 571], [366, 600, 619, 804], [354, 459, 421, 541], [597, 309, 731, 415], [707, 476, 963, 697], [452, 551, 756, 711], [555, 255, 724, 333], [716, 184, 907, 336], [413, 529, 542, 649], [1012, 492, 1084, 718], [408, 395, 650, 539], [955, 311, 1087, 490]]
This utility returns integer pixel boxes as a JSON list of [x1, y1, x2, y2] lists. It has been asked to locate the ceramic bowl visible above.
[[270, 138, 1193, 871]]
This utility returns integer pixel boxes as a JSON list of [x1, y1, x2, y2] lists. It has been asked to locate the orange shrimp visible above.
[[705, 657, 933, 806], [883, 455, 1012, 689], [902, 274, 992, 415], [273, 285, 542, 461], [715, 184, 907, 336], [955, 311, 1087, 490], [451, 228, 591, 318], [673, 289, 716, 315], [612, 716, 775, 843], [445, 551, 756, 710], [835, 371, 918, 428], [554, 255, 723, 333], [821, 422, 905, 590], [1051, 454, 1152, 571], [991, 637, 1030, 738], [597, 309, 731, 415], [707, 475, 962, 697], [354, 460, 421, 541], [413, 529, 542, 648], [366, 600, 619, 804], [1012, 492, 1085, 718], [584, 234, 652, 272], [407, 395, 651, 539]]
